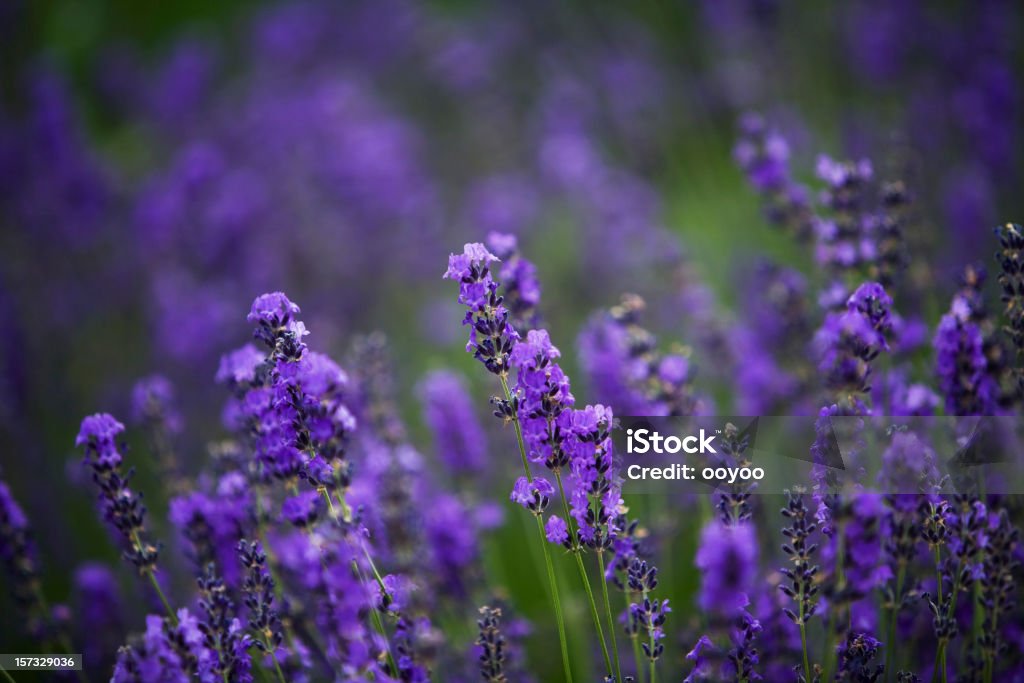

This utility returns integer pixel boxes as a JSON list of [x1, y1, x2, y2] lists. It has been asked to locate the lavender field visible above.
[[1, 1, 1022, 681]]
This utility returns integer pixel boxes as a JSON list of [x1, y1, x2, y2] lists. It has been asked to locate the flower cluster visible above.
[[814, 281, 894, 400], [734, 112, 814, 240], [76, 414, 162, 573], [579, 293, 706, 417], [444, 243, 518, 376]]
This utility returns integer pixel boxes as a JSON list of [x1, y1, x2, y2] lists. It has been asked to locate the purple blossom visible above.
[[578, 295, 705, 417], [510, 476, 554, 514], [215, 344, 265, 385], [443, 242, 500, 309], [113, 612, 195, 682], [424, 494, 479, 596], [0, 479, 46, 637], [248, 291, 309, 358], [130, 375, 182, 433], [444, 242, 518, 374], [237, 540, 282, 655], [836, 631, 883, 681], [933, 295, 1001, 416], [684, 635, 718, 682], [73, 563, 123, 670], [509, 329, 575, 468], [76, 413, 126, 450], [77, 413, 162, 573], [814, 281, 894, 399], [545, 515, 569, 545], [486, 231, 542, 332], [734, 113, 814, 238], [281, 490, 322, 529], [417, 370, 487, 474], [247, 291, 302, 328], [376, 573, 412, 614], [695, 520, 758, 617]]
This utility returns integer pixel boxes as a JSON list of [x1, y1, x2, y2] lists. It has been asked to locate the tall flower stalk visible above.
[[444, 242, 575, 682], [76, 415, 177, 625]]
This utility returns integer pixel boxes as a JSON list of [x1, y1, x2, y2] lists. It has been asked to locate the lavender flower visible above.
[[995, 222, 1024, 397], [510, 476, 554, 514], [726, 610, 762, 682], [0, 478, 46, 637], [248, 291, 308, 356], [476, 606, 507, 682], [486, 232, 542, 333], [835, 631, 883, 682], [237, 539, 283, 654], [627, 558, 670, 666], [734, 112, 814, 239], [113, 612, 200, 682], [393, 616, 432, 682], [814, 281, 894, 399], [444, 242, 517, 375], [417, 370, 487, 475], [509, 328, 575, 470], [77, 413, 162, 574], [281, 490, 322, 529], [545, 515, 569, 545], [196, 564, 253, 682], [578, 294, 704, 417], [131, 374, 182, 434], [73, 563, 123, 672], [933, 294, 1000, 415], [695, 519, 758, 618], [231, 292, 357, 493], [684, 635, 718, 683], [977, 510, 1019, 678], [779, 489, 819, 632]]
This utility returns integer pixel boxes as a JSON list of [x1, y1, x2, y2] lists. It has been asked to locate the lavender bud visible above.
[[476, 606, 507, 682]]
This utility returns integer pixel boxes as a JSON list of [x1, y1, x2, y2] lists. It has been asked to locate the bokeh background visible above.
[[1, 0, 1021, 679]]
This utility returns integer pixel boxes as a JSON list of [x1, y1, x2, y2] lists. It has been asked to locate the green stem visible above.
[[146, 570, 177, 625], [500, 375, 534, 480], [575, 552, 613, 677], [798, 576, 811, 683], [626, 589, 643, 683], [323, 489, 390, 596], [885, 563, 906, 683], [270, 653, 287, 683], [799, 623, 811, 683], [535, 515, 574, 683], [352, 557, 399, 676], [0, 667, 15, 683], [369, 608, 397, 677], [501, 373, 574, 683], [642, 587, 657, 683], [597, 550, 622, 683], [935, 559, 966, 683], [823, 523, 846, 681], [551, 470, 613, 676], [128, 528, 176, 625]]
